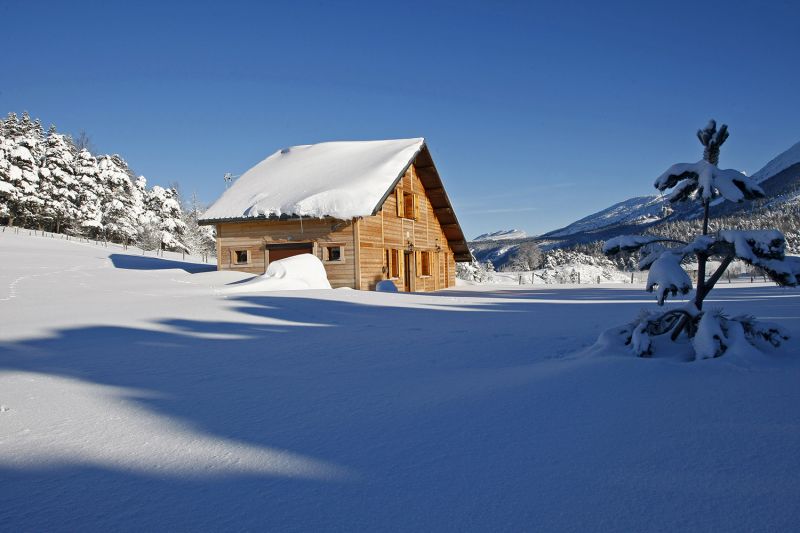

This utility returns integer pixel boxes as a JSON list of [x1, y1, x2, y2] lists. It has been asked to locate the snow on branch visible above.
[[718, 230, 800, 286], [693, 310, 790, 359], [646, 252, 692, 305], [654, 160, 764, 204], [719, 230, 786, 260]]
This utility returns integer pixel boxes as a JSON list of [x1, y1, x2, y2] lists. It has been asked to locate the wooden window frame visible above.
[[386, 248, 400, 279], [418, 250, 432, 277], [396, 188, 419, 220], [232, 249, 251, 266], [322, 243, 346, 263]]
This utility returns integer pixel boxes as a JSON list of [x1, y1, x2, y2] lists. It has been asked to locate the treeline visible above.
[[0, 112, 214, 255], [645, 200, 800, 253]]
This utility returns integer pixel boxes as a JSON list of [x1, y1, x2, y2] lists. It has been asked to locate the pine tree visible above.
[[603, 120, 799, 359], [39, 128, 80, 233], [143, 185, 187, 251], [3, 112, 43, 226], [74, 149, 103, 236], [3, 112, 21, 138], [97, 154, 140, 243], [180, 191, 216, 257], [0, 127, 15, 222]]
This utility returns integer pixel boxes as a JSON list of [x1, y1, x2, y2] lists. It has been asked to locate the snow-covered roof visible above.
[[200, 138, 471, 260], [201, 138, 425, 221]]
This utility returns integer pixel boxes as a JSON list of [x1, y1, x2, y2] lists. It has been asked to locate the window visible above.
[[419, 251, 431, 277], [386, 248, 400, 279], [404, 192, 415, 219], [395, 189, 419, 220], [233, 250, 249, 264], [324, 245, 343, 262]]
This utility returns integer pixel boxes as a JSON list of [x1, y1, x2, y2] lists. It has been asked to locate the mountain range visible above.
[[472, 140, 800, 268]]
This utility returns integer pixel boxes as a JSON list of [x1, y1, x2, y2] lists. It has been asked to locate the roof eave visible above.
[[198, 214, 346, 226]]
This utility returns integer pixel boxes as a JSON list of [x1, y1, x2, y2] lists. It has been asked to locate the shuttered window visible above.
[[396, 189, 404, 217], [397, 189, 418, 220], [420, 251, 431, 276], [386, 248, 400, 279], [415, 251, 431, 277]]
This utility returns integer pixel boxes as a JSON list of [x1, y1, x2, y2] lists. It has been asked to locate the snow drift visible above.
[[224, 254, 332, 292]]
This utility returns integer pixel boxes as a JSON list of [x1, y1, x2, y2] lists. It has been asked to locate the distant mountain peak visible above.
[[543, 195, 666, 239], [751, 140, 800, 183], [473, 229, 528, 241]]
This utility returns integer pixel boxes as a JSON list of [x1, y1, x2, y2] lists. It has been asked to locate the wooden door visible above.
[[265, 242, 313, 270]]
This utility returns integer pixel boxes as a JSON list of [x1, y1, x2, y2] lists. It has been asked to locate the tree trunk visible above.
[[694, 199, 711, 310]]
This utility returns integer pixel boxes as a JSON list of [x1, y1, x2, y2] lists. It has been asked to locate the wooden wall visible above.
[[357, 164, 457, 291], [215, 218, 357, 289], [213, 164, 458, 292]]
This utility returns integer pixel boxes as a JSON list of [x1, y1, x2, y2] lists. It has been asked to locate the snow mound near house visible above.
[[224, 254, 332, 292], [200, 138, 425, 221]]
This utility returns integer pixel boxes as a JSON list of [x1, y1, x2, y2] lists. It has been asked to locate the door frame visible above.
[[264, 242, 314, 273], [403, 251, 413, 292]]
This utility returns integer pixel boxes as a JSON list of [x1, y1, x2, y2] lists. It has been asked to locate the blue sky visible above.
[[1, 0, 798, 238]]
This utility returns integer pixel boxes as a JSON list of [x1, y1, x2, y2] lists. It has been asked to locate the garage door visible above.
[[266, 242, 313, 264]]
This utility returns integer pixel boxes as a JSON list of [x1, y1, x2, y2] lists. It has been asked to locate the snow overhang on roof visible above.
[[199, 138, 471, 261]]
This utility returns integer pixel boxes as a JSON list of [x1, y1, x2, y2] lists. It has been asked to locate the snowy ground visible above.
[[2, 231, 800, 531]]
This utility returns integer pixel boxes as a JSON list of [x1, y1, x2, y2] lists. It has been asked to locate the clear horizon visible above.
[[2, 0, 798, 238]]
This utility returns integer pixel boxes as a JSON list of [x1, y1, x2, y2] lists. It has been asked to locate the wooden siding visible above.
[[215, 218, 357, 289], [212, 164, 458, 292], [357, 164, 457, 291]]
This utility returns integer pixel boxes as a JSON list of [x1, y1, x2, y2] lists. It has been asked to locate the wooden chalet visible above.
[[199, 138, 470, 291]]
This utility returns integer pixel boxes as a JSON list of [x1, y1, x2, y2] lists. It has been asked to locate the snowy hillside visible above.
[[752, 140, 800, 183], [539, 138, 800, 243], [545, 195, 666, 238], [2, 231, 800, 531], [473, 228, 528, 241]]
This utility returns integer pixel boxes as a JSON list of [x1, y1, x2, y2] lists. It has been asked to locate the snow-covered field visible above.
[[2, 231, 800, 531]]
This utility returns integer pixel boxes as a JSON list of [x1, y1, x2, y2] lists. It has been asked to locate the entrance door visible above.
[[265, 242, 313, 271], [404, 251, 413, 292]]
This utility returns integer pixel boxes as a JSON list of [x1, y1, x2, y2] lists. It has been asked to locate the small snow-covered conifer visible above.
[[602, 120, 797, 359]]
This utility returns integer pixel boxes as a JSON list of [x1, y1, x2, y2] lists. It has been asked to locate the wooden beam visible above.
[[353, 218, 362, 290]]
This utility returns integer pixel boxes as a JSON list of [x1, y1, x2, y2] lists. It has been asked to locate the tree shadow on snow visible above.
[[1, 289, 799, 530], [109, 253, 216, 273]]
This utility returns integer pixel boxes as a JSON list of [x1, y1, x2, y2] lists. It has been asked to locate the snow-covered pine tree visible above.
[[456, 256, 495, 283], [0, 125, 14, 221], [97, 154, 140, 244], [602, 120, 799, 359], [74, 148, 104, 236], [143, 185, 187, 251], [39, 126, 80, 233], [3, 112, 44, 226], [180, 191, 216, 258]]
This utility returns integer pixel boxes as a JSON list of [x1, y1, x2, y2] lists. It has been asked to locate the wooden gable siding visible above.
[[357, 164, 457, 291], [215, 218, 357, 288]]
